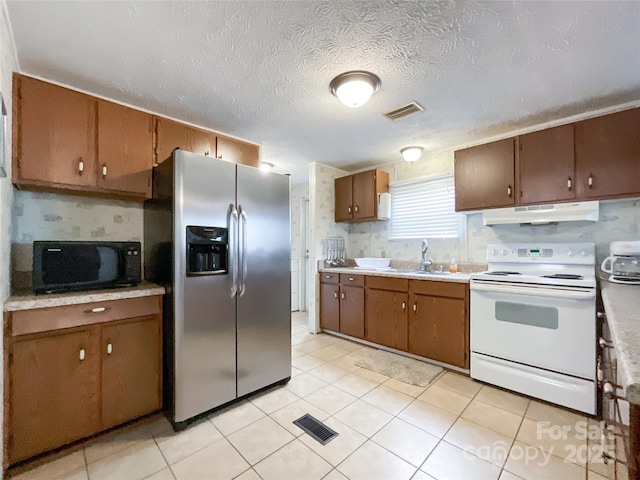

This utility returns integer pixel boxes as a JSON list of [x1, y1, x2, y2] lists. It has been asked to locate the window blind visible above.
[[389, 174, 459, 239]]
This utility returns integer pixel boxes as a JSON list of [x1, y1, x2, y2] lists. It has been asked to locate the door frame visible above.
[[299, 196, 309, 311]]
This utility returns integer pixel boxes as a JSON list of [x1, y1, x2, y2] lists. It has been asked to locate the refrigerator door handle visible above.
[[228, 203, 239, 298], [238, 204, 248, 297]]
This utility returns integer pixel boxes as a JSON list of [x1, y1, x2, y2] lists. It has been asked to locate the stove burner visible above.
[[541, 274, 584, 280], [486, 271, 522, 276]]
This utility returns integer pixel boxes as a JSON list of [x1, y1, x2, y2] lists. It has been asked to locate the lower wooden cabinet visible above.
[[319, 273, 364, 339], [4, 296, 162, 465], [365, 277, 408, 351], [408, 280, 468, 368], [319, 273, 469, 369]]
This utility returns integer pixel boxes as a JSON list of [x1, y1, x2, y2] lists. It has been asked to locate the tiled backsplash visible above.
[[11, 190, 143, 290]]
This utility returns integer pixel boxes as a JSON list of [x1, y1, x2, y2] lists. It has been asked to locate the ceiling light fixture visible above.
[[260, 161, 274, 172], [401, 146, 423, 163], [329, 71, 381, 108]]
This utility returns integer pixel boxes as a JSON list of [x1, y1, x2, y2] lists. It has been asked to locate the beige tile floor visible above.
[[10, 311, 620, 480]]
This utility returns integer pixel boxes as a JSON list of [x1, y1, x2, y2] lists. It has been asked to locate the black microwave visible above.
[[33, 241, 142, 294]]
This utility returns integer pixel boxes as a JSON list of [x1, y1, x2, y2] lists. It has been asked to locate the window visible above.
[[389, 174, 460, 239]]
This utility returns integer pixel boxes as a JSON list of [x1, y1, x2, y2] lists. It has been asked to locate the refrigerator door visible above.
[[236, 165, 291, 397], [173, 151, 237, 423]]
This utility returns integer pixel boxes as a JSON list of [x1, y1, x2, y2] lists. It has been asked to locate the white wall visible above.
[[348, 149, 640, 265], [308, 162, 349, 332], [0, 0, 18, 469]]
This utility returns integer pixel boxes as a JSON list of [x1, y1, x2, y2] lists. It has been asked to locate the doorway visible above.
[[299, 196, 309, 312]]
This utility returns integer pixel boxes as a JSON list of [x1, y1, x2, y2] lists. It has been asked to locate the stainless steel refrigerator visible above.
[[144, 149, 291, 428]]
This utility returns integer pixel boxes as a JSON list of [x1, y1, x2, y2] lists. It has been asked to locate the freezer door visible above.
[[173, 150, 238, 423], [236, 165, 291, 397]]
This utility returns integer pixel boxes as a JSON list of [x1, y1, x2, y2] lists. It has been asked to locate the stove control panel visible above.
[[518, 248, 553, 258], [487, 243, 595, 265]]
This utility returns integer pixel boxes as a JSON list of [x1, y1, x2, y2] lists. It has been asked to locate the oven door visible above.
[[470, 281, 596, 380]]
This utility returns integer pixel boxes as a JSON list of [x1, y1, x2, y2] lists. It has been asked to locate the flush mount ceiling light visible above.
[[329, 71, 381, 108], [260, 161, 274, 172], [401, 146, 423, 163]]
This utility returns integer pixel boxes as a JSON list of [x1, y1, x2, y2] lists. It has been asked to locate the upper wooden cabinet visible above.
[[14, 74, 97, 189], [13, 74, 153, 200], [519, 125, 575, 205], [454, 138, 515, 211], [335, 169, 389, 223], [575, 108, 640, 200], [217, 135, 260, 167], [454, 107, 640, 211], [153, 118, 259, 168], [97, 100, 153, 197], [153, 117, 193, 165]]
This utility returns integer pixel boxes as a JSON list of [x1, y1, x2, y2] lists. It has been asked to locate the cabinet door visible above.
[[154, 117, 192, 165], [353, 170, 377, 220], [408, 293, 468, 368], [320, 283, 340, 331], [216, 135, 260, 167], [454, 138, 515, 211], [335, 176, 353, 222], [340, 285, 364, 338], [97, 100, 153, 197], [365, 289, 408, 350], [519, 125, 575, 204], [9, 328, 100, 463], [575, 108, 640, 199], [15, 74, 97, 187], [101, 317, 162, 429], [191, 128, 217, 158]]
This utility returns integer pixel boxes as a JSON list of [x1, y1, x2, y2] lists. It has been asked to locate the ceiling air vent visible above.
[[383, 101, 424, 121]]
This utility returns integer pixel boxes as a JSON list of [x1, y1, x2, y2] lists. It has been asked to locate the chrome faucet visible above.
[[420, 239, 432, 271]]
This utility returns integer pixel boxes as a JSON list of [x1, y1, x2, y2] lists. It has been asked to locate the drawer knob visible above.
[[602, 381, 615, 398], [79, 348, 85, 361], [325, 275, 331, 279], [348, 277, 354, 281]]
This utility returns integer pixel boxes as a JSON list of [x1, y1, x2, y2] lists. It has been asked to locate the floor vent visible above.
[[383, 101, 424, 121], [293, 414, 339, 445]]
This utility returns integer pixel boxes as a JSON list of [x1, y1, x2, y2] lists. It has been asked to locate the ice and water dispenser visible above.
[[186, 226, 228, 276]]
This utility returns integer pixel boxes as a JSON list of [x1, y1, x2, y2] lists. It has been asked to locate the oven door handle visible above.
[[471, 283, 595, 300]]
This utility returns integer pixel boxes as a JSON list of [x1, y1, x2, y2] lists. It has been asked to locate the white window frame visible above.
[[389, 174, 462, 240]]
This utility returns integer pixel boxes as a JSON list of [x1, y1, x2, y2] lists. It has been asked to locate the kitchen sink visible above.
[[391, 269, 452, 275]]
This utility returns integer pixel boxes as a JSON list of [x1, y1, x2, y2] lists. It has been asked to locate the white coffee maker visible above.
[[601, 240, 640, 284]]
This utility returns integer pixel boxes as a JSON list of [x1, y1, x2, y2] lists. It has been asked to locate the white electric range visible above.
[[470, 242, 597, 414]]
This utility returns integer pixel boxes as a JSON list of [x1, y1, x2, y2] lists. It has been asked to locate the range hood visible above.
[[482, 201, 599, 226]]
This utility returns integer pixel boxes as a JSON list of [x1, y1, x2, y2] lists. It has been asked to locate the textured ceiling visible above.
[[6, 0, 640, 183]]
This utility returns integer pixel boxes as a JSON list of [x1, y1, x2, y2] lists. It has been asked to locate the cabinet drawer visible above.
[[340, 274, 364, 287], [320, 272, 339, 284], [410, 280, 467, 299], [366, 276, 408, 292], [9, 296, 161, 336]]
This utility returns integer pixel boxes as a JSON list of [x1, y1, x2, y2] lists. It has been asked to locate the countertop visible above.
[[600, 280, 640, 405], [4, 281, 166, 312], [319, 267, 471, 283]]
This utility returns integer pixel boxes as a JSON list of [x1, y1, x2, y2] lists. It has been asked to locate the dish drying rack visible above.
[[323, 237, 347, 267]]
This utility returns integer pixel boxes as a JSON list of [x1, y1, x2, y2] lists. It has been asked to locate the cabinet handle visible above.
[[204, 150, 209, 156], [334, 292, 338, 299], [341, 292, 345, 300], [602, 381, 615, 398], [348, 277, 354, 281], [355, 205, 359, 213], [84, 306, 111, 314], [78, 158, 84, 175], [79, 348, 85, 361], [102, 163, 108, 178], [507, 185, 512, 197], [567, 177, 572, 190], [597, 312, 606, 320], [599, 337, 613, 349], [348, 206, 352, 214], [597, 356, 603, 382], [217, 154, 223, 160], [413, 303, 417, 312], [325, 275, 331, 279], [107, 342, 113, 355], [402, 302, 406, 310], [588, 173, 593, 188]]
